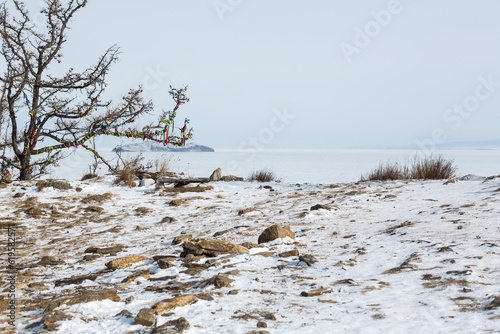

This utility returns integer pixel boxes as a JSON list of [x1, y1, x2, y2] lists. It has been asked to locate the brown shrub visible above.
[[114, 156, 143, 187], [361, 155, 457, 181], [248, 169, 279, 182], [410, 155, 457, 180], [361, 163, 410, 181]]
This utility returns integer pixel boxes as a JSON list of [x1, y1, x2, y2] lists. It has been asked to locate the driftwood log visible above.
[[157, 178, 210, 187]]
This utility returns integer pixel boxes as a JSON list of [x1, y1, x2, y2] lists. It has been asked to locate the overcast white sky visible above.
[[14, 0, 500, 149]]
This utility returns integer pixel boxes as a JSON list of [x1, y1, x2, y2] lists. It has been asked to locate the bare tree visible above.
[[0, 0, 192, 180]]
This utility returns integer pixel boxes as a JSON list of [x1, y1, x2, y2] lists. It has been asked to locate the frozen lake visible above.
[[53, 148, 500, 184]]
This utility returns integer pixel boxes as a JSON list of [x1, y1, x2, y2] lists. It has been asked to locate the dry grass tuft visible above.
[[361, 155, 457, 181], [81, 173, 98, 181], [37, 179, 72, 191], [81, 193, 113, 204], [248, 169, 279, 182], [114, 167, 137, 187], [150, 156, 171, 177], [361, 162, 410, 181], [410, 155, 457, 180], [114, 157, 143, 187]]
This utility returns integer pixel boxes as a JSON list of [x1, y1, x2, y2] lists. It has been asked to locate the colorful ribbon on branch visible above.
[[14, 88, 193, 175]]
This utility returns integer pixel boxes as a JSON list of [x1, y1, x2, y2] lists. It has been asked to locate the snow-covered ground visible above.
[[1, 175, 499, 333]]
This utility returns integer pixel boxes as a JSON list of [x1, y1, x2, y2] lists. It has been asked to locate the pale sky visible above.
[[12, 0, 500, 149]]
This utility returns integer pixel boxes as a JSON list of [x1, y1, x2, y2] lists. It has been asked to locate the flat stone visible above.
[[105, 256, 149, 270], [279, 249, 299, 258], [310, 204, 330, 211], [300, 288, 332, 297], [154, 295, 198, 316], [163, 186, 214, 194], [153, 255, 178, 262], [149, 275, 180, 282], [238, 208, 258, 216], [241, 242, 261, 249], [122, 270, 151, 284], [85, 245, 125, 255], [55, 274, 98, 287], [221, 175, 244, 182], [213, 229, 231, 237], [196, 293, 214, 301], [253, 252, 274, 258]]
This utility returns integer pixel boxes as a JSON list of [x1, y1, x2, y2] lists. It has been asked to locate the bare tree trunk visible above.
[[19, 154, 30, 180]]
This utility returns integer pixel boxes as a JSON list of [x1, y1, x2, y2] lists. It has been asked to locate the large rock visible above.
[[182, 239, 249, 257], [209, 168, 222, 181], [154, 295, 198, 315], [140, 178, 156, 187], [258, 225, 295, 244], [134, 308, 156, 327]]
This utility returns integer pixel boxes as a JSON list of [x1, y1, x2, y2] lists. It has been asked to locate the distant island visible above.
[[114, 141, 215, 153]]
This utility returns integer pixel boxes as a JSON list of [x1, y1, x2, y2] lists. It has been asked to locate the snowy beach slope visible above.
[[0, 176, 499, 333]]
